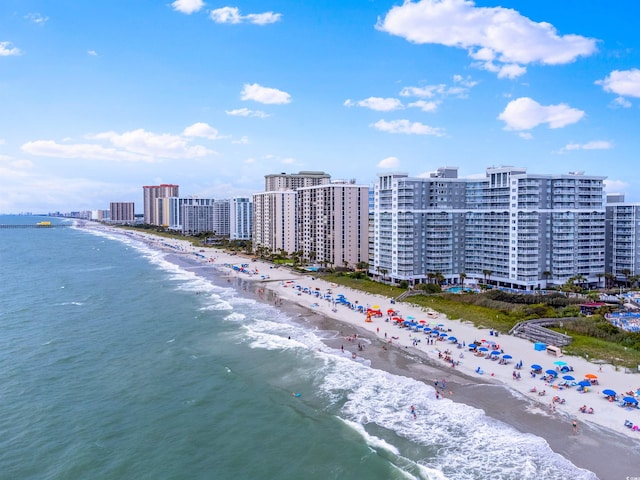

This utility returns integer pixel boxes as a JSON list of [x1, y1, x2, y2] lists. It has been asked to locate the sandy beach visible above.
[[92, 225, 640, 479]]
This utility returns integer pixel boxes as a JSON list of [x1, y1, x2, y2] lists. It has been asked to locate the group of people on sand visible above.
[[579, 405, 595, 414]]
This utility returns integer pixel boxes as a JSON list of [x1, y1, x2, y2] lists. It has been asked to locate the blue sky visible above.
[[1, 0, 639, 213]]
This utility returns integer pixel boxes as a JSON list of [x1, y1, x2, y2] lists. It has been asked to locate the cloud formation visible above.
[[558, 140, 612, 153], [225, 108, 270, 118], [171, 0, 205, 14], [596, 69, 640, 98], [210, 7, 281, 25], [0, 41, 21, 56], [498, 97, 585, 131], [241, 83, 291, 104], [377, 0, 597, 78], [21, 124, 220, 161], [25, 13, 49, 25], [371, 119, 445, 136], [344, 97, 403, 111], [377, 156, 400, 168]]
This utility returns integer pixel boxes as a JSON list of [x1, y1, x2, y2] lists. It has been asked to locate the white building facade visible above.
[[230, 197, 253, 240], [252, 191, 297, 256], [371, 167, 606, 290]]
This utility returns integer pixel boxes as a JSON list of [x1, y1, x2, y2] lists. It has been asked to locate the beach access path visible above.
[[97, 225, 640, 441]]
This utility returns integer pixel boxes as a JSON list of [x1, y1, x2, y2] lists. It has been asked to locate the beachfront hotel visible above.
[[605, 193, 640, 281], [264, 171, 331, 191], [297, 181, 369, 269], [230, 197, 253, 241], [143, 184, 179, 225], [371, 166, 607, 290], [109, 202, 135, 223]]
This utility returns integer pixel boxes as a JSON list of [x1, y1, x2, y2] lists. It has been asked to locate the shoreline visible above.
[[88, 225, 640, 479]]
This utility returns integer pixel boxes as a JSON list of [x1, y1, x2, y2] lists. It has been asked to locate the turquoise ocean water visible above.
[[0, 216, 598, 479]]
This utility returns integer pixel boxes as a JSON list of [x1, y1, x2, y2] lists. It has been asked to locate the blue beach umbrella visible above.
[[545, 369, 558, 376], [602, 389, 616, 397], [531, 364, 542, 370], [468, 343, 478, 349], [553, 360, 567, 366], [490, 350, 501, 356], [423, 327, 432, 332], [578, 380, 591, 387], [479, 347, 489, 352], [562, 375, 575, 381], [448, 336, 457, 342], [623, 396, 638, 404], [440, 332, 448, 337], [502, 354, 512, 359]]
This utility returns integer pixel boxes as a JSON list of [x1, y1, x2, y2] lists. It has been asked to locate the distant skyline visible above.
[[1, 0, 639, 213]]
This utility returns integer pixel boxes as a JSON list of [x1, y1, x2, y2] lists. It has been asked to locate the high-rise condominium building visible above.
[[605, 193, 640, 281], [371, 166, 606, 290], [230, 197, 253, 240], [252, 190, 297, 255], [110, 202, 135, 223], [264, 171, 331, 192], [159, 197, 215, 231], [143, 184, 179, 225], [297, 182, 369, 269], [181, 199, 230, 236]]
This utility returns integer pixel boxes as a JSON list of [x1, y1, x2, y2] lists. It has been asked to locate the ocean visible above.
[[0, 216, 598, 480]]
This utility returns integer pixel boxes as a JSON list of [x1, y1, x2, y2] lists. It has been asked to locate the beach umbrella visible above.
[[419, 320, 426, 324], [602, 389, 616, 397], [440, 332, 448, 337], [448, 336, 457, 342], [438, 323, 445, 327], [423, 327, 432, 332], [553, 360, 567, 366], [584, 373, 598, 379], [531, 364, 542, 370], [468, 343, 478, 349], [545, 369, 558, 376], [479, 347, 489, 352], [502, 354, 513, 359], [490, 350, 501, 356], [407, 316, 415, 320], [578, 380, 591, 387], [562, 375, 575, 381], [623, 396, 638, 404], [372, 305, 380, 309]]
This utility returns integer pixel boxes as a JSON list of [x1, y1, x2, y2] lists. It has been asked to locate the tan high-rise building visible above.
[[252, 190, 297, 256], [143, 184, 179, 225], [264, 171, 330, 192], [297, 182, 369, 269], [110, 202, 135, 223]]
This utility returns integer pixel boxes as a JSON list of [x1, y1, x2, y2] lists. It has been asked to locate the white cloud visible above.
[[87, 50, 98, 56], [612, 97, 632, 108], [22, 125, 218, 162], [559, 140, 613, 153], [21, 140, 150, 162], [232, 136, 249, 144], [596, 69, 640, 98], [241, 83, 291, 104], [225, 107, 270, 118], [518, 132, 533, 140], [377, 156, 400, 168], [498, 97, 585, 131], [400, 75, 476, 101], [377, 0, 597, 78], [604, 179, 629, 194], [210, 7, 281, 25], [90, 128, 214, 158], [281, 157, 296, 164], [371, 119, 446, 136], [171, 0, 205, 14], [408, 100, 438, 112], [25, 13, 49, 25], [344, 97, 403, 111], [0, 41, 21, 56], [182, 122, 223, 140]]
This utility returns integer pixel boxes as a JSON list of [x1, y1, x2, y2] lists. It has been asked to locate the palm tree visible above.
[[482, 269, 493, 285], [596, 272, 604, 289], [621, 268, 632, 289], [459, 272, 467, 289], [542, 271, 551, 288], [605, 272, 616, 289]]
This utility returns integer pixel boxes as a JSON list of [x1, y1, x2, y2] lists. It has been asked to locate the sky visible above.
[[1, 0, 639, 214]]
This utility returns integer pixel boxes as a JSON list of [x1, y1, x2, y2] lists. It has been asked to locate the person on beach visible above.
[[572, 420, 578, 434], [410, 405, 416, 419]]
